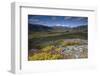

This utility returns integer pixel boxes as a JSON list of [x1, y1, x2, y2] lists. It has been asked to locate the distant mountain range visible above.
[[28, 23, 87, 33], [28, 23, 52, 32], [73, 25, 87, 29]]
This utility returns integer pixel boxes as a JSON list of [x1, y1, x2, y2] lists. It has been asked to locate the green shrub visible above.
[[62, 41, 81, 47], [55, 47, 62, 52], [28, 52, 52, 60], [41, 45, 54, 52], [28, 52, 63, 60], [55, 39, 65, 46], [51, 54, 63, 59]]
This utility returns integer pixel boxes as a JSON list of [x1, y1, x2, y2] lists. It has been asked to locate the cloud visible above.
[[64, 16, 87, 21], [64, 16, 72, 20], [55, 24, 69, 27], [28, 18, 40, 24], [55, 24, 61, 26], [76, 17, 83, 21], [51, 17, 57, 20], [29, 19, 39, 22]]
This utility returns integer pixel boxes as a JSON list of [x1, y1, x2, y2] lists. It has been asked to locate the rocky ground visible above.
[[60, 45, 88, 59]]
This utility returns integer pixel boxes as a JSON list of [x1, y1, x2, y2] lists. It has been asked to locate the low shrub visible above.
[[51, 54, 63, 59], [63, 41, 81, 47], [55, 47, 62, 52], [28, 52, 63, 60], [40, 45, 55, 52]]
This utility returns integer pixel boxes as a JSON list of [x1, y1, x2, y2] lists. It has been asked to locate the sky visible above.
[[28, 15, 88, 27]]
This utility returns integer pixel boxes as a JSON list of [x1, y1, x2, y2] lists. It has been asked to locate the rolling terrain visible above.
[[28, 23, 88, 60]]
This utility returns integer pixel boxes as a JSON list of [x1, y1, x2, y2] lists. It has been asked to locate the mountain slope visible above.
[[28, 23, 52, 32]]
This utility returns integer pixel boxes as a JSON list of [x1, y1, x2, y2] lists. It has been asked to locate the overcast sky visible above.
[[28, 15, 88, 27]]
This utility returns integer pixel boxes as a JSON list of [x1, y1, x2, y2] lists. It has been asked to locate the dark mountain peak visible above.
[[28, 23, 52, 32], [73, 25, 87, 29]]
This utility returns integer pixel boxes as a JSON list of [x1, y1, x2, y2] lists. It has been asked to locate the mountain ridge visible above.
[[28, 23, 87, 32]]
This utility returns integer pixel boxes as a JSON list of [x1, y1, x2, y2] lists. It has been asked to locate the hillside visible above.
[[28, 23, 87, 33], [28, 23, 52, 33]]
